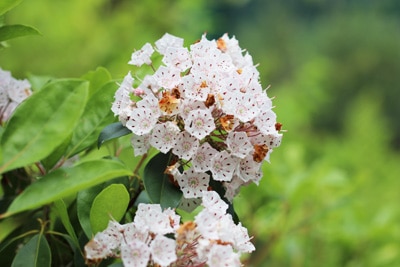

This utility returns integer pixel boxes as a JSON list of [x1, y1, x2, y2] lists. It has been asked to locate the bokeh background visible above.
[[2, 0, 400, 266]]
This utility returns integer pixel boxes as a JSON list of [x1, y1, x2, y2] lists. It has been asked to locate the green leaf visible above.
[[0, 213, 28, 242], [90, 184, 130, 234], [81, 67, 112, 97], [97, 122, 131, 148], [0, 159, 132, 218], [0, 24, 40, 42], [143, 152, 182, 209], [0, 79, 89, 174], [53, 199, 79, 249], [11, 234, 51, 267], [66, 81, 118, 157], [0, 0, 22, 16]]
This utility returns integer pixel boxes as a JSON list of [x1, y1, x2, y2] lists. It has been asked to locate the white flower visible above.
[[177, 168, 210, 199], [128, 42, 154, 66], [150, 235, 177, 267], [155, 33, 184, 55], [125, 108, 158, 135], [226, 131, 253, 159], [111, 72, 133, 116], [183, 108, 216, 140], [210, 151, 239, 182], [206, 244, 241, 267], [153, 65, 181, 89], [223, 91, 260, 122], [149, 121, 180, 153], [134, 203, 177, 235], [130, 134, 150, 156], [191, 142, 218, 172], [162, 46, 192, 71], [120, 239, 151, 267], [173, 131, 199, 160]]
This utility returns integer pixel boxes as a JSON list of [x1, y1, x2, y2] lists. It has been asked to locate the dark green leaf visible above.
[[143, 152, 182, 209], [90, 184, 130, 234], [66, 82, 118, 157], [11, 234, 51, 267], [0, 79, 89, 174], [1, 159, 132, 218], [0, 24, 40, 42], [53, 199, 79, 249], [97, 122, 131, 148]]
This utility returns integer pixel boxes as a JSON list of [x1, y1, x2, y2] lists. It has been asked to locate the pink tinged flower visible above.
[[120, 239, 150, 267], [112, 72, 133, 116], [226, 131, 253, 159], [207, 244, 241, 267], [162, 46, 192, 71], [155, 33, 184, 55], [128, 42, 154, 66], [150, 235, 177, 267], [223, 91, 259, 122], [177, 168, 210, 199], [154, 65, 181, 89], [131, 134, 150, 156], [191, 142, 218, 172], [237, 155, 263, 183], [232, 222, 256, 253], [149, 121, 180, 153], [253, 109, 277, 135], [173, 131, 200, 160], [125, 108, 158, 135], [210, 151, 239, 182], [134, 203, 175, 235], [121, 222, 149, 244], [184, 108, 216, 140]]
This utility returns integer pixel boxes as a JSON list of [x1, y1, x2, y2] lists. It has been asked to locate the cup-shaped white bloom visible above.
[[210, 150, 239, 182], [134, 203, 177, 235], [120, 239, 151, 267], [128, 42, 154, 66], [236, 154, 263, 183], [191, 142, 218, 172], [226, 131, 254, 159], [111, 72, 133, 116], [183, 108, 216, 140], [154, 65, 181, 89], [125, 108, 158, 135], [253, 109, 277, 135], [223, 91, 260, 122], [177, 168, 210, 199], [149, 121, 180, 153], [130, 134, 150, 156], [162, 46, 192, 71], [201, 191, 229, 216], [173, 131, 200, 160], [206, 244, 241, 267], [150, 235, 177, 267], [155, 33, 184, 55], [231, 222, 256, 253]]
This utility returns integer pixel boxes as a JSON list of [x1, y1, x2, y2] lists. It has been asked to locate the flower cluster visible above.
[[0, 68, 32, 124], [85, 191, 254, 267], [112, 33, 282, 203]]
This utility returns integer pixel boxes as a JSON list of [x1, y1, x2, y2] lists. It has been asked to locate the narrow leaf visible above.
[[0, 0, 22, 15], [1, 159, 132, 218], [53, 199, 79, 249], [97, 122, 131, 148], [66, 81, 118, 157], [90, 184, 130, 234], [11, 234, 51, 267], [143, 152, 182, 209], [0, 79, 89, 174], [0, 24, 40, 42]]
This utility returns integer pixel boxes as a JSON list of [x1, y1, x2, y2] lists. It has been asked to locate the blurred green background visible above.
[[2, 0, 400, 266]]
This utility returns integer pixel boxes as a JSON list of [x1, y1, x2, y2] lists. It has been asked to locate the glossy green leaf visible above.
[[81, 67, 112, 97], [0, 213, 28, 242], [97, 122, 131, 148], [0, 0, 22, 15], [53, 199, 79, 249], [90, 184, 130, 234], [1, 159, 132, 218], [0, 25, 40, 42], [11, 234, 51, 267], [143, 152, 182, 209], [66, 82, 118, 157], [0, 79, 89, 174]]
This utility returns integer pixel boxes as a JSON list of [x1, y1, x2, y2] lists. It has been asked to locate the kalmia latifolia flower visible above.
[[0, 68, 32, 124], [111, 32, 283, 202], [84, 192, 254, 267]]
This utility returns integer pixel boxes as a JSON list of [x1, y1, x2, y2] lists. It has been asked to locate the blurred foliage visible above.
[[1, 0, 400, 266]]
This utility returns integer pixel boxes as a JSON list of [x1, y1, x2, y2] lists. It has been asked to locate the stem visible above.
[[133, 153, 148, 176]]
